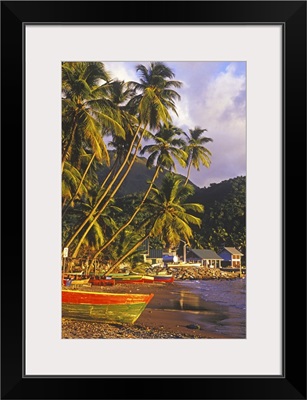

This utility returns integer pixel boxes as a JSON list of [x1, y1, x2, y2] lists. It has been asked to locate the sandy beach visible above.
[[62, 281, 235, 339]]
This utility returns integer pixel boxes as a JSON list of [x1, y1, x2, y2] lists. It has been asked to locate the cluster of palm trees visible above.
[[62, 61, 213, 273]]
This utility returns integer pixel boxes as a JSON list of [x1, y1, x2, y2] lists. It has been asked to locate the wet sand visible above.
[[62, 281, 229, 339]]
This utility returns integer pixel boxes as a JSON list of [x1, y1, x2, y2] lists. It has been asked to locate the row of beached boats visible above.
[[62, 272, 175, 287], [62, 271, 174, 325]]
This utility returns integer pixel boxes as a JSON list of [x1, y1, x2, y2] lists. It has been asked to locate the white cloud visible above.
[[180, 62, 246, 187], [103, 62, 136, 83]]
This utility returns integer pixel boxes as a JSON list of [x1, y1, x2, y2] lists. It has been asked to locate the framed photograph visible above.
[[1, 1, 306, 399]]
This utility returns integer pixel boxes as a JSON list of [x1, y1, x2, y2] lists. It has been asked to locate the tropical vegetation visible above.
[[188, 176, 246, 260], [62, 61, 217, 272]]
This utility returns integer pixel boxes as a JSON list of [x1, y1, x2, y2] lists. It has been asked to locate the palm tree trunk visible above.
[[96, 157, 120, 194], [62, 153, 96, 218], [105, 232, 151, 275], [88, 165, 161, 263], [184, 158, 192, 185], [71, 132, 148, 258], [64, 124, 146, 250]]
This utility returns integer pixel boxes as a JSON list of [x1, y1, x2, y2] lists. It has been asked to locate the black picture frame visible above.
[[1, 1, 306, 399]]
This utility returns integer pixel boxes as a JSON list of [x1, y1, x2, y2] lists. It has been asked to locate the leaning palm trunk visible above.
[[62, 153, 96, 218], [64, 124, 147, 250], [71, 131, 148, 258], [184, 158, 193, 185], [105, 232, 151, 275], [88, 166, 161, 264]]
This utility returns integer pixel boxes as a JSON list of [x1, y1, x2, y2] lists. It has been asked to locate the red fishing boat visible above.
[[62, 289, 154, 324], [88, 275, 116, 286], [113, 277, 145, 284]]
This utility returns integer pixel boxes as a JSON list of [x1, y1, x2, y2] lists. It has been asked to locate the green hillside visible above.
[[188, 176, 246, 259], [96, 152, 197, 196]]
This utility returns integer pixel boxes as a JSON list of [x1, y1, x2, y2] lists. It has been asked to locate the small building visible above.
[[144, 249, 163, 266], [218, 247, 244, 268], [186, 249, 223, 268]]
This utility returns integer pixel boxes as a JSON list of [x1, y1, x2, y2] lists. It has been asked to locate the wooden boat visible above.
[[88, 275, 116, 286], [113, 277, 144, 284], [62, 272, 89, 287], [71, 278, 90, 286], [152, 274, 174, 283], [109, 273, 145, 284], [62, 277, 90, 287], [62, 289, 154, 324]]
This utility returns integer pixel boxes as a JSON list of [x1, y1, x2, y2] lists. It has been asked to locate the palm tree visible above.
[[62, 161, 88, 209], [103, 229, 145, 269], [126, 62, 182, 129], [88, 123, 188, 262], [145, 174, 204, 248], [69, 189, 122, 257], [103, 80, 140, 184], [62, 152, 96, 217], [87, 61, 183, 210], [62, 62, 125, 170], [140, 123, 187, 172], [183, 126, 213, 185], [64, 62, 182, 253], [106, 174, 204, 273]]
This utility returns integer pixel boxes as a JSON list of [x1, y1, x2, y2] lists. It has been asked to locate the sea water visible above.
[[172, 278, 246, 338]]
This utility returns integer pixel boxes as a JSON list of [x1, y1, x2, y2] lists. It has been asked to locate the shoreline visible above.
[[62, 280, 244, 339]]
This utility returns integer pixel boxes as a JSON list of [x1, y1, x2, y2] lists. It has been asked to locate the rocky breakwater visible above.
[[166, 265, 242, 280]]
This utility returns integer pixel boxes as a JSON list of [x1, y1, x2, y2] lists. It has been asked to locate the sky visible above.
[[103, 61, 246, 189]]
